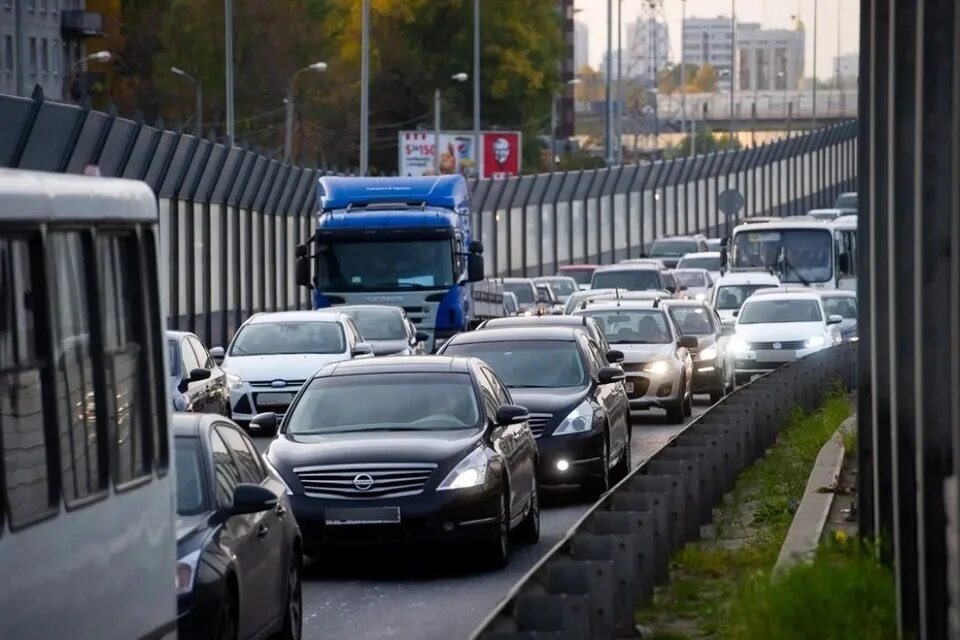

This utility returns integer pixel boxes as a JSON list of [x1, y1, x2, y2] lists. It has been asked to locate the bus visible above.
[[725, 219, 855, 290], [832, 215, 858, 291], [0, 169, 176, 639]]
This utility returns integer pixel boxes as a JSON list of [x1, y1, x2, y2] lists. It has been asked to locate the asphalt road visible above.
[[252, 400, 709, 640]]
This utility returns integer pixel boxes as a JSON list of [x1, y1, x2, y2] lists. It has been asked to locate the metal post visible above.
[[680, 0, 686, 148], [812, 0, 818, 129], [616, 0, 623, 163], [14, 0, 24, 96], [434, 88, 442, 173], [195, 84, 203, 138], [550, 95, 557, 172], [730, 0, 736, 142], [225, 0, 235, 141], [359, 0, 370, 175], [605, 0, 613, 165], [473, 0, 481, 177], [285, 85, 295, 162]]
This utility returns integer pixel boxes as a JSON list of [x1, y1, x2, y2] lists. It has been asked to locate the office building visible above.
[[833, 52, 859, 85], [625, 18, 670, 86], [574, 20, 589, 73], [736, 22, 805, 91], [683, 16, 734, 90], [557, 0, 575, 138]]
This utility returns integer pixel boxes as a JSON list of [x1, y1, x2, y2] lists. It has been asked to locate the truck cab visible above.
[[295, 176, 491, 351]]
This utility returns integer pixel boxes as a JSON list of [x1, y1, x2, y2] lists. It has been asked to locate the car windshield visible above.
[[175, 438, 206, 516], [578, 309, 673, 344], [561, 269, 594, 286], [503, 282, 535, 303], [650, 240, 698, 257], [673, 271, 708, 287], [738, 299, 823, 324], [286, 373, 481, 434], [714, 284, 778, 310], [167, 339, 178, 378], [730, 228, 834, 283], [229, 321, 345, 356], [809, 211, 839, 221], [542, 279, 576, 296], [344, 308, 406, 340], [677, 255, 720, 271], [315, 238, 454, 292], [835, 194, 857, 209], [823, 296, 858, 319], [591, 270, 661, 291], [442, 340, 587, 388], [669, 307, 716, 334]]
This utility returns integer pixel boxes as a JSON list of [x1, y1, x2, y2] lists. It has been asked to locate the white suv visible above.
[[710, 271, 781, 325], [211, 310, 373, 428]]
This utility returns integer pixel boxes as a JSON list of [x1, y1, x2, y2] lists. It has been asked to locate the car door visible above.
[[188, 336, 220, 414], [584, 336, 628, 459], [179, 337, 205, 412], [216, 424, 287, 633], [485, 366, 536, 506], [209, 428, 270, 636], [476, 367, 522, 520]]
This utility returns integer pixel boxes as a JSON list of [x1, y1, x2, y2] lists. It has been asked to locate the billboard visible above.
[[398, 130, 522, 179]]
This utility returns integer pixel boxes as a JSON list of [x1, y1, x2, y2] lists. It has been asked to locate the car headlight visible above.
[[225, 372, 243, 390], [699, 346, 718, 360], [263, 455, 294, 495], [643, 360, 670, 375], [553, 400, 594, 436], [695, 293, 706, 301], [805, 336, 826, 348], [437, 447, 489, 491], [176, 548, 202, 595], [729, 336, 750, 353]]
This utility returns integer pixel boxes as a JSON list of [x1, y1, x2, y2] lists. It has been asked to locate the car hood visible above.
[[175, 513, 209, 544], [611, 342, 677, 363], [266, 429, 482, 469], [367, 339, 413, 356], [221, 353, 349, 382], [734, 322, 825, 342], [508, 386, 590, 416]]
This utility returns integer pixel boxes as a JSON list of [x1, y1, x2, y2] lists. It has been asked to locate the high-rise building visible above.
[[0, 0, 105, 101], [833, 52, 859, 85], [574, 20, 589, 73], [625, 18, 670, 86], [599, 49, 625, 80], [683, 16, 735, 91], [736, 22, 805, 91]]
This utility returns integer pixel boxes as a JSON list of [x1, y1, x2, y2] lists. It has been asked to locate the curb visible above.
[[773, 414, 855, 572]]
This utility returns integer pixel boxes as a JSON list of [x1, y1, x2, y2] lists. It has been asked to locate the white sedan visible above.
[[728, 292, 842, 383]]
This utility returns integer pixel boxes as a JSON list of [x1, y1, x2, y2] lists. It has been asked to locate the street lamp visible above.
[[70, 50, 111, 103], [434, 73, 469, 173], [284, 61, 328, 163], [170, 67, 203, 138], [551, 78, 581, 171]]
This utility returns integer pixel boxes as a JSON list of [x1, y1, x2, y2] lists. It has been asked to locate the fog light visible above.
[[443, 522, 455, 532], [556, 459, 570, 472]]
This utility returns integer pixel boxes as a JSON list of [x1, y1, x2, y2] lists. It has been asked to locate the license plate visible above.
[[758, 351, 794, 362], [256, 392, 293, 406], [739, 352, 757, 361], [325, 507, 401, 525], [624, 382, 634, 394]]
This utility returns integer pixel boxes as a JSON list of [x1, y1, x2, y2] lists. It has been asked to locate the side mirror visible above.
[[720, 325, 736, 337], [414, 330, 429, 343], [828, 314, 844, 325], [597, 366, 626, 385], [295, 255, 312, 288], [226, 483, 278, 516], [210, 346, 225, 365], [467, 253, 484, 282], [188, 367, 212, 383], [352, 342, 374, 357], [605, 349, 625, 364], [495, 404, 530, 426], [732, 309, 740, 318], [468, 240, 484, 254], [250, 412, 279, 437], [679, 335, 699, 349]]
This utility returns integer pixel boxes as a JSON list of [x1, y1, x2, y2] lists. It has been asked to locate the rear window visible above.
[[344, 308, 406, 341], [650, 240, 698, 257], [560, 269, 594, 286], [673, 271, 707, 287], [677, 255, 720, 271], [503, 282, 535, 303]]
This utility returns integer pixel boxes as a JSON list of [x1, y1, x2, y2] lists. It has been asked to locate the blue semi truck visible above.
[[294, 175, 503, 351]]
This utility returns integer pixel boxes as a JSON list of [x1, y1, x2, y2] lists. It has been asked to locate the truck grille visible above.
[[294, 462, 438, 499], [527, 413, 553, 438]]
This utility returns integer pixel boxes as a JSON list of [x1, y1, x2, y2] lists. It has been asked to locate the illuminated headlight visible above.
[[729, 336, 750, 353], [699, 346, 718, 360], [553, 400, 594, 436], [225, 372, 244, 390], [805, 336, 826, 349], [176, 548, 201, 595], [263, 455, 294, 495], [850, 336, 860, 342], [520, 310, 534, 317], [643, 360, 671, 375], [437, 447, 489, 490]]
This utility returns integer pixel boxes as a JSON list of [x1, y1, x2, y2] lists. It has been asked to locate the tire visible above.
[[274, 553, 303, 640], [215, 583, 239, 640], [709, 390, 723, 405], [612, 432, 632, 483], [513, 479, 540, 545], [665, 398, 684, 424], [478, 490, 510, 569], [682, 378, 693, 417], [582, 435, 611, 498]]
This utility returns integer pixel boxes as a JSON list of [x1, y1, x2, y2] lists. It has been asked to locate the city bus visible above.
[[832, 214, 858, 291], [0, 169, 176, 638], [725, 218, 855, 290]]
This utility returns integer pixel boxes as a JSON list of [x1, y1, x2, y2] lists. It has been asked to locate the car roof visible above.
[[742, 292, 824, 303], [171, 412, 226, 438], [582, 291, 670, 303], [670, 267, 711, 275], [714, 271, 780, 285], [654, 235, 702, 241], [245, 310, 346, 324], [535, 276, 576, 282], [558, 264, 598, 269], [594, 263, 659, 273], [577, 300, 662, 312], [662, 299, 712, 309], [445, 326, 582, 343], [166, 330, 197, 340], [334, 305, 404, 315], [678, 251, 721, 260], [500, 277, 535, 284], [321, 355, 474, 377], [816, 289, 857, 298], [733, 219, 835, 232], [482, 315, 592, 328]]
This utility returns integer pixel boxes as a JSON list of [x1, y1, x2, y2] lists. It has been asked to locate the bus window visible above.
[[0, 235, 56, 528], [836, 230, 857, 276], [140, 227, 169, 472]]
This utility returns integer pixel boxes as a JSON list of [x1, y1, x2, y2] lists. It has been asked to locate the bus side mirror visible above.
[[295, 255, 312, 288], [468, 240, 484, 254], [467, 253, 484, 282], [295, 244, 309, 258]]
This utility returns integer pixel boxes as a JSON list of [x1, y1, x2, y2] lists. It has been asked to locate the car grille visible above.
[[527, 413, 553, 439], [626, 377, 651, 398], [747, 340, 807, 350], [249, 379, 307, 388], [293, 462, 438, 499]]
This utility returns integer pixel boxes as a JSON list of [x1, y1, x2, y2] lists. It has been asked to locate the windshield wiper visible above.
[[777, 244, 810, 286]]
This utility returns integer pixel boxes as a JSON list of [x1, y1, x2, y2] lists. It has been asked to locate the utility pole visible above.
[[473, 0, 481, 178], [549, 95, 557, 172], [225, 0, 235, 141], [616, 0, 623, 163], [359, 0, 370, 175], [604, 0, 613, 165], [680, 0, 686, 147], [729, 0, 735, 144], [434, 88, 442, 173], [811, 0, 818, 128], [14, 0, 24, 96]]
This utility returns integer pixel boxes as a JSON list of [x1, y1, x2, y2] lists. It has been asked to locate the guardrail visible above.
[[470, 343, 856, 640]]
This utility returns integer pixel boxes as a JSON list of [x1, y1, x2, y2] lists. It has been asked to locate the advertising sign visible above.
[[399, 130, 522, 179], [480, 132, 522, 179]]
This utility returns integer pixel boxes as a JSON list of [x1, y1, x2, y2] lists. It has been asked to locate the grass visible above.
[[839, 419, 858, 455], [637, 385, 858, 638]]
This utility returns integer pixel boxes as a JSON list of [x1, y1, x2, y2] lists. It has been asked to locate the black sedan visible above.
[[257, 356, 540, 568], [662, 300, 735, 403], [168, 331, 230, 416], [174, 413, 303, 640], [438, 326, 631, 497]]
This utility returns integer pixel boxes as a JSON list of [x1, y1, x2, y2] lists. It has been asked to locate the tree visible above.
[[692, 63, 718, 93], [664, 127, 741, 158]]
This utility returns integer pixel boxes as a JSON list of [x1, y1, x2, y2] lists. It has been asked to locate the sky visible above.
[[575, 0, 861, 80]]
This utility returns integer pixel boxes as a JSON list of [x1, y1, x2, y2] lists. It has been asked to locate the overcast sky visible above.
[[575, 0, 861, 79]]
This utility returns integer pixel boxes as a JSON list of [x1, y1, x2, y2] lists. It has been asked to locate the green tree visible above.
[[664, 127, 742, 158]]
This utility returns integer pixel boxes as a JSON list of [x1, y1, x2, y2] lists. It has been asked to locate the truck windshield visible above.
[[316, 239, 454, 292], [730, 229, 833, 283]]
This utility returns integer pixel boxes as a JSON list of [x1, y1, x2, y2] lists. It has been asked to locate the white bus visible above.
[[832, 214, 858, 291], [726, 219, 855, 290], [0, 170, 176, 639]]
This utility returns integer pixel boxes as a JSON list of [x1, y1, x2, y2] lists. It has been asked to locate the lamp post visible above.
[[551, 78, 581, 172], [680, 0, 687, 145], [434, 73, 469, 173], [225, 0, 235, 141], [473, 0, 481, 178], [812, 0, 818, 128], [70, 50, 111, 103], [170, 67, 202, 137], [359, 0, 370, 174], [604, 0, 613, 165], [284, 61, 327, 163], [729, 0, 736, 144]]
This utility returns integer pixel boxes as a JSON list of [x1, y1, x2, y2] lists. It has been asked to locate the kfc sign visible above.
[[399, 130, 522, 179], [481, 132, 521, 179]]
